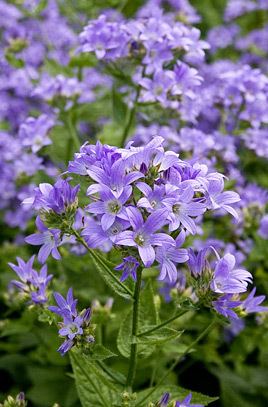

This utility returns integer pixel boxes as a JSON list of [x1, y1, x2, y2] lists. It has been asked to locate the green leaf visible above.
[[83, 344, 117, 361], [136, 385, 218, 406], [136, 327, 183, 345], [112, 86, 128, 124], [87, 248, 133, 300], [70, 350, 121, 407], [117, 310, 132, 359]]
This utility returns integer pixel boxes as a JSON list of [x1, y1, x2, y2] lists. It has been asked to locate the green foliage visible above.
[[70, 350, 122, 407]]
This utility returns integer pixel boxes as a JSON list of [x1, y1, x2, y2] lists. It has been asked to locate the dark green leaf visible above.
[[137, 327, 183, 345], [83, 344, 117, 361], [70, 350, 121, 407], [88, 248, 133, 300]]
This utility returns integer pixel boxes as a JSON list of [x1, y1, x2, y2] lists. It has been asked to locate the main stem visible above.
[[126, 267, 143, 389]]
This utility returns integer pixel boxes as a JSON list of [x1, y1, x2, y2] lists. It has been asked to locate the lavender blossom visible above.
[[156, 230, 189, 283], [210, 254, 252, 294], [49, 288, 93, 355], [116, 207, 175, 267], [8, 255, 52, 304], [241, 288, 268, 314], [115, 256, 140, 281], [25, 217, 64, 263]]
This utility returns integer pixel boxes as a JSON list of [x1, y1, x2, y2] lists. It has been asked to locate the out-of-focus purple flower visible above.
[[258, 215, 268, 239], [206, 177, 240, 219], [175, 392, 204, 407], [8, 255, 52, 304], [78, 15, 129, 60], [19, 114, 55, 153], [115, 256, 140, 281], [156, 392, 170, 406], [210, 253, 252, 294]]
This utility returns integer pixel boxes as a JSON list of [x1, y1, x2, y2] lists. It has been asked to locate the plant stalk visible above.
[[126, 267, 143, 389]]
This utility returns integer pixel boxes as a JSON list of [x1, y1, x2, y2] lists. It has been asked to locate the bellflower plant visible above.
[[2, 0, 268, 406]]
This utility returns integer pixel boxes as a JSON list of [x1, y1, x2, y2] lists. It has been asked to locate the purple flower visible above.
[[187, 248, 209, 277], [115, 256, 140, 282], [58, 339, 74, 356], [210, 254, 252, 294], [8, 255, 52, 304], [258, 215, 268, 239], [25, 217, 63, 264], [48, 288, 78, 319], [156, 230, 189, 284], [86, 185, 131, 231], [241, 288, 268, 314], [18, 114, 55, 153], [49, 288, 93, 355], [175, 393, 204, 407], [82, 218, 130, 252], [86, 160, 143, 198], [206, 177, 240, 219], [78, 15, 129, 60], [59, 315, 84, 340], [212, 294, 242, 320], [165, 186, 206, 234], [139, 70, 175, 106], [23, 179, 79, 214], [157, 392, 170, 406], [116, 207, 175, 267]]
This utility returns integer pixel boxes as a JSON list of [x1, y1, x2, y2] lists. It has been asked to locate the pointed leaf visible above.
[[88, 249, 133, 300], [70, 350, 121, 407], [83, 344, 117, 361], [137, 327, 183, 345]]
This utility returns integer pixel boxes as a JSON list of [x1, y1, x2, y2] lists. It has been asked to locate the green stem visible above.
[[137, 309, 188, 337], [126, 267, 143, 389], [71, 228, 133, 297], [136, 318, 217, 406]]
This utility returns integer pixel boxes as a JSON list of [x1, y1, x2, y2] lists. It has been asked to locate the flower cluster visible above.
[[8, 256, 52, 304], [186, 248, 268, 321], [68, 139, 238, 282], [78, 11, 208, 117], [48, 288, 94, 355], [24, 179, 79, 263]]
